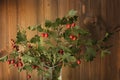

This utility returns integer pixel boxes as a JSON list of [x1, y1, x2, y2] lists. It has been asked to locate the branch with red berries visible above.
[[0, 10, 112, 79]]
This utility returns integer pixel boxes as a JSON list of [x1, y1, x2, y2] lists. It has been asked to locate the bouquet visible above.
[[0, 10, 112, 80]]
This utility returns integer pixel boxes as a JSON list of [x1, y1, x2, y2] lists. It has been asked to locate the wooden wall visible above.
[[0, 0, 120, 80]]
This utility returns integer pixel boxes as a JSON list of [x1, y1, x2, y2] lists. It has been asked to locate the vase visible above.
[[43, 65, 62, 80]]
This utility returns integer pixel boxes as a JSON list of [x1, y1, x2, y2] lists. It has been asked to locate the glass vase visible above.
[[43, 65, 62, 80]]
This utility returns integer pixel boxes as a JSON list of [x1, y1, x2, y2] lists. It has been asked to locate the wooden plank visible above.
[[0, 1, 7, 80], [17, 0, 38, 80], [57, 0, 70, 80], [38, 0, 45, 25], [0, 0, 120, 80], [0, 0, 9, 80], [58, 0, 69, 18], [44, 0, 58, 21], [6, 0, 19, 80]]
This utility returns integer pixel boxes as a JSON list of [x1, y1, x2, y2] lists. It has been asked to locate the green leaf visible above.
[[37, 25, 43, 32], [68, 17, 74, 23], [85, 39, 93, 46], [63, 29, 71, 40], [67, 56, 76, 63], [45, 20, 52, 27], [18, 68, 23, 72], [52, 22, 58, 28], [55, 18, 61, 26], [16, 30, 27, 43], [84, 47, 96, 61], [79, 29, 89, 35], [102, 32, 113, 42], [0, 55, 8, 62], [74, 25, 80, 29], [70, 46, 80, 54], [60, 46, 71, 53], [67, 10, 77, 17], [62, 53, 76, 63], [23, 65, 33, 72], [28, 26, 36, 31], [22, 54, 35, 63], [61, 17, 68, 25], [101, 49, 111, 57], [10, 51, 19, 58], [30, 35, 40, 43], [73, 16, 78, 21]]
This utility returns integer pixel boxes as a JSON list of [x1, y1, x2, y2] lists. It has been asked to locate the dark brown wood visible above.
[[0, 0, 120, 80]]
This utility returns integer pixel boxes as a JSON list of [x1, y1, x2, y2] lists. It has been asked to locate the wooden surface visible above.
[[0, 0, 120, 80]]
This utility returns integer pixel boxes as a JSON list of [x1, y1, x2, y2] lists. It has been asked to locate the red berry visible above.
[[18, 62, 23, 67], [32, 65, 36, 69], [44, 33, 48, 38], [71, 23, 76, 27], [66, 24, 71, 29], [41, 33, 45, 37], [13, 45, 16, 48], [77, 60, 81, 64], [69, 35, 74, 39], [72, 36, 77, 40], [28, 45, 32, 48], [13, 45, 19, 51], [44, 66, 49, 70], [14, 63, 19, 67], [11, 59, 15, 64], [7, 60, 11, 64], [32, 65, 39, 69], [58, 49, 64, 55], [27, 74, 31, 79]]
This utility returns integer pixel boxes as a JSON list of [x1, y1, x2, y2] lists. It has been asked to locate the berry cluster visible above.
[[7, 58, 23, 68], [41, 33, 49, 38], [66, 23, 76, 29], [69, 34, 77, 40]]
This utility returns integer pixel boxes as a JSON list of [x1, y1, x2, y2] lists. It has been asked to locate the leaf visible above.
[[55, 18, 61, 26], [85, 39, 93, 46], [70, 46, 80, 54], [45, 20, 52, 27], [52, 22, 58, 28], [18, 68, 23, 72], [73, 16, 78, 21], [16, 30, 27, 43], [74, 25, 80, 29], [79, 29, 89, 35], [63, 29, 71, 40], [102, 32, 113, 42], [67, 10, 77, 17], [30, 35, 40, 43], [28, 26, 36, 31], [60, 46, 71, 53], [84, 47, 96, 61], [61, 17, 68, 25], [67, 56, 76, 63], [0, 55, 8, 62], [22, 54, 35, 63], [101, 49, 111, 57], [68, 17, 74, 23], [37, 25, 43, 32], [10, 51, 19, 58], [62, 53, 76, 63], [23, 65, 33, 72]]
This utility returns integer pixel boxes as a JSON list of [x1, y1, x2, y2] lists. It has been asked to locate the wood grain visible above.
[[0, 0, 120, 80]]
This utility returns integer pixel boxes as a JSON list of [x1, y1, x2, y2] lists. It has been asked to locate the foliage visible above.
[[0, 10, 112, 80]]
